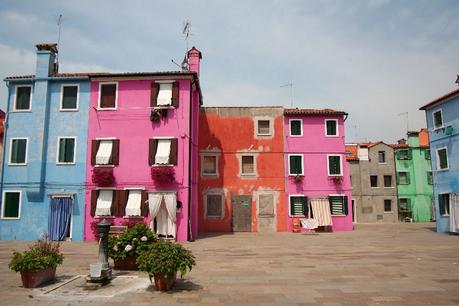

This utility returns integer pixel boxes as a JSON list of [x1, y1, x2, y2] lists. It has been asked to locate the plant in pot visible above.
[[92, 167, 115, 186], [108, 222, 156, 270], [137, 240, 196, 291], [8, 237, 64, 288]]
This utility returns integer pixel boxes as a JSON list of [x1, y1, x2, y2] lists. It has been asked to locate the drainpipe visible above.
[[187, 80, 193, 241], [0, 82, 12, 197]]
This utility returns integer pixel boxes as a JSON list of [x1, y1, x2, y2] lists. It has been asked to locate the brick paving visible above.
[[0, 223, 458, 305]]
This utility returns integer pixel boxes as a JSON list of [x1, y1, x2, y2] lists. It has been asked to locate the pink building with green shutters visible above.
[[283, 108, 353, 231], [84, 48, 202, 242]]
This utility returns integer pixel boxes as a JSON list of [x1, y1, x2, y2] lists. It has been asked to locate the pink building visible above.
[[84, 48, 202, 242], [284, 108, 353, 231]]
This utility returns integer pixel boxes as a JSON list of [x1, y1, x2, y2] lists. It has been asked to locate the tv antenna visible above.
[[182, 20, 192, 51], [455, 74, 459, 87], [398, 111, 409, 133], [56, 14, 62, 65], [280, 82, 294, 107]]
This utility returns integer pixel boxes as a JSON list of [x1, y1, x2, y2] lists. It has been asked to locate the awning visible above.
[[96, 140, 113, 165], [95, 190, 113, 216], [125, 190, 141, 216], [157, 83, 173, 106], [155, 139, 171, 164], [310, 198, 332, 226]]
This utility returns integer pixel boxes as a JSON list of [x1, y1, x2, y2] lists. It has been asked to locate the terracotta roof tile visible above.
[[420, 88, 459, 110], [5, 71, 197, 81], [284, 108, 347, 116], [345, 145, 359, 161]]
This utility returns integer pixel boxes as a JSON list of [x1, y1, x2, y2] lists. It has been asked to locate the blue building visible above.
[[420, 88, 459, 233], [0, 43, 90, 240]]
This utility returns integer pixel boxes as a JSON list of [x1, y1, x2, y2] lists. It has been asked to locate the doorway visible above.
[[231, 194, 252, 232], [257, 193, 275, 232], [48, 196, 73, 241]]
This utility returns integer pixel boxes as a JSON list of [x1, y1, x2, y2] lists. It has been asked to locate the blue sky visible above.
[[0, 0, 458, 143]]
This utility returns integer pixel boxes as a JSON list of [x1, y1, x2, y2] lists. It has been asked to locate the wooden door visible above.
[[232, 195, 252, 232], [258, 194, 275, 232]]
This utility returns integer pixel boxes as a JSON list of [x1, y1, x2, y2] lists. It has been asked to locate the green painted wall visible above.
[[395, 134, 434, 222]]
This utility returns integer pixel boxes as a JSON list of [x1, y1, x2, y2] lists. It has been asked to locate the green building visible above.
[[394, 129, 434, 222]]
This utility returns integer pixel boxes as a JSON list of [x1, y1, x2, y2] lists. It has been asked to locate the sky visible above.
[[0, 0, 458, 143]]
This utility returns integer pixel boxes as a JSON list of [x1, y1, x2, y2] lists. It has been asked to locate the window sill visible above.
[[94, 164, 115, 168], [325, 134, 339, 137], [328, 175, 343, 177], [152, 164, 173, 167], [202, 173, 218, 177], [94, 216, 115, 218], [440, 214, 450, 217], [383, 211, 393, 214], [437, 168, 449, 172], [123, 216, 144, 219], [288, 215, 306, 218], [96, 107, 117, 111], [11, 109, 32, 113], [331, 214, 346, 217], [0, 217, 20, 220], [56, 162, 76, 166], [152, 106, 175, 110], [8, 163, 27, 166], [59, 109, 79, 112], [383, 187, 395, 189], [289, 173, 304, 176], [240, 174, 257, 178]]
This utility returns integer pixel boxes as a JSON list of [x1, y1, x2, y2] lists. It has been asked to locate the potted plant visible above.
[[137, 240, 196, 291], [331, 176, 343, 184], [151, 166, 175, 184], [150, 109, 161, 122], [108, 222, 156, 270], [292, 174, 304, 183], [8, 237, 64, 288], [92, 167, 115, 186]]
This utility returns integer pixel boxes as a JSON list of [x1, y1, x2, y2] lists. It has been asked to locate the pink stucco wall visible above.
[[84, 78, 199, 241], [284, 115, 353, 231]]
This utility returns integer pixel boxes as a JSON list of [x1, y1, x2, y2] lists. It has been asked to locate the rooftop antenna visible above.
[[182, 20, 192, 51], [56, 14, 62, 65], [280, 82, 294, 107], [348, 124, 358, 142], [455, 74, 459, 87], [398, 111, 409, 133]]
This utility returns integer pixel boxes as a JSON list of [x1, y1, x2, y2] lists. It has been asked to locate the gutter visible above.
[[4, 76, 89, 83], [187, 80, 194, 241], [0, 83, 12, 196]]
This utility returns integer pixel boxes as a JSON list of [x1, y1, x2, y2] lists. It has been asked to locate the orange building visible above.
[[198, 107, 287, 233]]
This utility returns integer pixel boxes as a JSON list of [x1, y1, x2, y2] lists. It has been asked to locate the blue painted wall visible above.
[[0, 48, 89, 240], [424, 96, 459, 232]]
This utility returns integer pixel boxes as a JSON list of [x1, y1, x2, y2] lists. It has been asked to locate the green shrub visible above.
[[9, 240, 64, 273], [108, 222, 156, 260], [137, 240, 196, 280]]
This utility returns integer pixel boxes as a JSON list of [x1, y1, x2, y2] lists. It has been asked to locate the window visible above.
[[399, 198, 410, 211], [14, 86, 32, 111], [241, 155, 255, 175], [329, 195, 348, 215], [125, 190, 142, 216], [436, 147, 449, 170], [425, 149, 431, 160], [427, 171, 433, 185], [397, 149, 410, 160], [370, 175, 378, 187], [378, 151, 386, 163], [94, 190, 114, 216], [433, 109, 443, 129], [384, 175, 392, 187], [91, 139, 119, 166], [202, 155, 217, 176], [289, 119, 302, 136], [60, 85, 78, 110], [57, 137, 76, 164], [289, 155, 303, 175], [325, 119, 338, 136], [257, 120, 271, 135], [398, 172, 410, 185], [149, 138, 178, 165], [98, 83, 117, 109], [327, 155, 342, 176], [439, 194, 449, 216], [1, 191, 21, 219], [9, 138, 28, 165], [384, 199, 392, 212], [151, 81, 179, 107], [289, 196, 308, 217], [205, 193, 224, 218]]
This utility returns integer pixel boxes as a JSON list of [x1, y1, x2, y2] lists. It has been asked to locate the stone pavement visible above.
[[0, 223, 458, 305]]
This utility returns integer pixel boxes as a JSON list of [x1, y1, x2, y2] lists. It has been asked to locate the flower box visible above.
[[113, 256, 138, 270], [92, 167, 115, 186], [151, 166, 175, 184], [330, 176, 343, 184], [20, 267, 56, 288]]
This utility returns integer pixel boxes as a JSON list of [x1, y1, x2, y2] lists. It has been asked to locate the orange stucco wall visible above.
[[198, 108, 287, 233]]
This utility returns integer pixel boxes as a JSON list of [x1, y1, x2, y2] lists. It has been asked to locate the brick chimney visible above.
[[35, 43, 58, 78], [187, 46, 202, 77]]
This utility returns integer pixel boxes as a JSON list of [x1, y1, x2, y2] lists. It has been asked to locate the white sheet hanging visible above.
[[95, 190, 113, 216], [450, 193, 459, 233], [155, 139, 171, 164], [96, 140, 113, 165], [157, 83, 173, 106], [310, 198, 333, 226], [125, 190, 141, 216], [163, 193, 177, 222]]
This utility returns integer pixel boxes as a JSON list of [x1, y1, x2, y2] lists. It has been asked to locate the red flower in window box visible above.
[[151, 166, 175, 184], [292, 175, 304, 183], [92, 167, 115, 186], [330, 176, 343, 184]]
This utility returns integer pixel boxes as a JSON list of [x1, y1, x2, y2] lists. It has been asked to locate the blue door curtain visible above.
[[48, 197, 73, 241]]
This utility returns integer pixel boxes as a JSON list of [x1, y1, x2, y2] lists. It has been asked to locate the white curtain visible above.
[[155, 139, 171, 164], [148, 192, 177, 237], [125, 190, 141, 216], [450, 193, 459, 233], [163, 193, 177, 222], [96, 140, 113, 165], [310, 198, 333, 226], [157, 83, 173, 106], [95, 190, 113, 216], [157, 205, 168, 236], [148, 193, 162, 219]]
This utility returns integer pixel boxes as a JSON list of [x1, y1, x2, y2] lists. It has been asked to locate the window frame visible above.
[[329, 194, 348, 216], [439, 193, 450, 216], [370, 175, 378, 188], [204, 189, 225, 219], [1, 190, 22, 219], [327, 154, 342, 176], [288, 154, 304, 176], [289, 119, 303, 137], [97, 82, 118, 110], [398, 171, 410, 185], [240, 154, 256, 176], [254, 116, 274, 138], [378, 151, 386, 164], [288, 194, 308, 217], [8, 137, 28, 166], [436, 147, 449, 171], [432, 109, 444, 130], [13, 85, 33, 112], [383, 199, 392, 213], [56, 136, 77, 165], [60, 84, 80, 111], [200, 153, 219, 177], [94, 188, 116, 217], [383, 175, 393, 188], [325, 119, 339, 137]]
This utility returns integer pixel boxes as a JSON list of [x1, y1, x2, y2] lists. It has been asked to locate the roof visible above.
[[345, 145, 359, 161], [4, 72, 105, 80], [420, 88, 459, 110], [36, 43, 58, 53], [284, 108, 347, 116], [390, 143, 409, 149], [4, 71, 197, 81]]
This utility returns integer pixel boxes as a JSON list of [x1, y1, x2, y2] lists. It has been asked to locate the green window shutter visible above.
[[328, 196, 345, 215], [4, 192, 20, 218], [290, 196, 307, 216], [407, 149, 412, 160], [58, 139, 66, 162], [65, 139, 75, 162], [343, 196, 348, 215], [406, 198, 411, 211], [406, 172, 410, 184], [396, 150, 400, 160], [290, 121, 301, 136], [290, 156, 302, 174], [326, 120, 337, 135], [425, 149, 431, 160], [329, 156, 341, 175]]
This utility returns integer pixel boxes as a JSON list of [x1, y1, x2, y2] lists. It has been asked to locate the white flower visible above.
[[133, 238, 137, 241], [141, 236, 148, 242], [113, 245, 119, 251], [124, 245, 133, 252]]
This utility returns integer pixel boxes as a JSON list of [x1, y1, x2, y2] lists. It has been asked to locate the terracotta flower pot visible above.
[[20, 267, 56, 288], [153, 271, 177, 291], [113, 256, 138, 270]]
